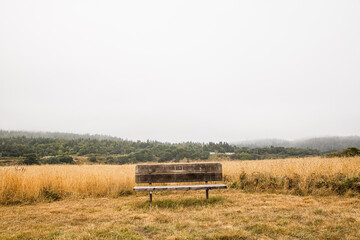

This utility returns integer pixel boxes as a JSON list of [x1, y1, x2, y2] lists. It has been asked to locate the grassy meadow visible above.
[[1, 156, 360, 205], [1, 157, 360, 239]]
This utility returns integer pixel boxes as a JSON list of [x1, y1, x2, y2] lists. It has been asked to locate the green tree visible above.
[[23, 153, 40, 165], [89, 155, 97, 162]]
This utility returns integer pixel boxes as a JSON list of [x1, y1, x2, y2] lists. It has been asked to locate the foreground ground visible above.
[[1, 190, 360, 240]]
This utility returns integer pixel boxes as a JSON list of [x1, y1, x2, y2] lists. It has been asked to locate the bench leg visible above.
[[205, 181, 209, 200], [148, 183, 153, 202]]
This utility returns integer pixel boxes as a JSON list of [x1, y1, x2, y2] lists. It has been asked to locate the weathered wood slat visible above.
[[135, 163, 222, 183], [136, 163, 222, 174], [136, 173, 222, 183], [133, 184, 227, 192]]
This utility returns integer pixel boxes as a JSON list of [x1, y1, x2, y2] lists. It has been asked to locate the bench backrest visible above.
[[135, 163, 222, 183]]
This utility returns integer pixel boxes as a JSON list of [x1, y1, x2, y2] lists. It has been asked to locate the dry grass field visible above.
[[1, 191, 360, 239], [1, 157, 360, 239], [223, 156, 360, 196], [1, 157, 360, 205], [0, 165, 135, 204]]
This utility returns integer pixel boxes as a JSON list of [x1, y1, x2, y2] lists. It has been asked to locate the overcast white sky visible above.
[[0, 0, 359, 143]]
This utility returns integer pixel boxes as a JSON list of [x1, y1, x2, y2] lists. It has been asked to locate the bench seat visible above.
[[134, 183, 227, 192]]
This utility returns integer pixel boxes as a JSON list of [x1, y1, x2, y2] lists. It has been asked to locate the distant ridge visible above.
[[233, 136, 360, 152], [1, 130, 359, 152], [0, 130, 122, 141]]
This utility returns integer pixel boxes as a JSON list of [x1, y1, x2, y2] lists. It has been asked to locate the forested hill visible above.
[[0, 130, 120, 140], [0, 130, 322, 163], [2, 130, 359, 152], [234, 136, 360, 152]]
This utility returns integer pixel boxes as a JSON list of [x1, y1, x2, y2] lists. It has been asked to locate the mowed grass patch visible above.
[[132, 196, 224, 209], [1, 190, 360, 240]]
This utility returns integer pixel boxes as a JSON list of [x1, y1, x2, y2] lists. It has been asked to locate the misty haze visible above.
[[1, 1, 359, 143]]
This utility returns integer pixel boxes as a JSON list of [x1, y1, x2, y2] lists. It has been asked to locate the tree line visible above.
[[230, 146, 321, 160], [0, 137, 324, 164], [234, 136, 360, 151]]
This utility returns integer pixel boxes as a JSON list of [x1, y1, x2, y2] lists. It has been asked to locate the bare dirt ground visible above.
[[1, 189, 359, 240]]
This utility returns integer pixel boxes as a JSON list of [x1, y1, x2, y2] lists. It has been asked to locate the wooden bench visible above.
[[133, 163, 227, 202]]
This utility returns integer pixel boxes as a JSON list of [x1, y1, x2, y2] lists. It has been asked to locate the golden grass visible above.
[[222, 156, 360, 177], [1, 191, 360, 239], [0, 165, 135, 204], [1, 157, 360, 239], [1, 156, 360, 204], [222, 157, 360, 196]]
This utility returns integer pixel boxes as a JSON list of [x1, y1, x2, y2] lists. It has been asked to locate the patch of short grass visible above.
[[133, 196, 224, 209], [143, 225, 157, 233], [83, 227, 142, 240], [245, 223, 286, 236], [313, 208, 328, 216], [203, 230, 249, 240], [0, 227, 143, 240]]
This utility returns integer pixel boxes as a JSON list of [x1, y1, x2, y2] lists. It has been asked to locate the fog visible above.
[[1, 0, 359, 143]]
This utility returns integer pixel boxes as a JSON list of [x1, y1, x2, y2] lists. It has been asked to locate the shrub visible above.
[[106, 156, 114, 163], [23, 153, 40, 165], [43, 155, 74, 164], [224, 171, 360, 196], [327, 147, 360, 157], [89, 155, 97, 162]]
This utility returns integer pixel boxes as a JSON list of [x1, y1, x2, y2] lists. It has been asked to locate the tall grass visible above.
[[0, 165, 134, 204], [1, 157, 360, 204], [222, 156, 360, 176], [222, 157, 360, 196]]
